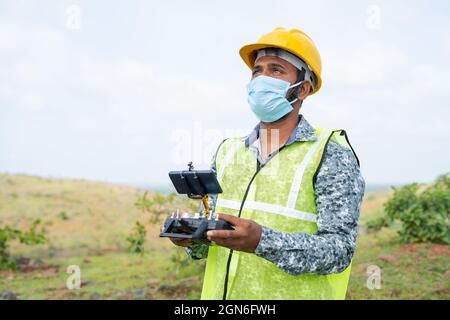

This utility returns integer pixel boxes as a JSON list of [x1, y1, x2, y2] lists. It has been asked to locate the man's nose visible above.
[[260, 68, 271, 77]]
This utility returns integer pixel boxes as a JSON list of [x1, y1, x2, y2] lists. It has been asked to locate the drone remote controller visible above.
[[159, 162, 234, 244]]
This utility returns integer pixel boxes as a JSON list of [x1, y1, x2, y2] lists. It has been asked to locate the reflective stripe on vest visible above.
[[286, 129, 330, 209], [216, 198, 317, 223]]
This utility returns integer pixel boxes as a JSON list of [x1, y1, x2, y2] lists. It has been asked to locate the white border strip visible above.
[[216, 198, 317, 223], [286, 130, 331, 209]]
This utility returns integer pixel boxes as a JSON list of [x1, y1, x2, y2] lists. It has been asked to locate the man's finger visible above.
[[211, 238, 240, 250], [210, 236, 236, 247], [216, 213, 244, 226], [206, 230, 236, 239], [173, 238, 190, 243], [170, 238, 192, 247], [207, 229, 238, 240]]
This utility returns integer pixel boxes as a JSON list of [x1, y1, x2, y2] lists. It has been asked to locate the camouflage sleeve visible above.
[[184, 239, 210, 260], [254, 141, 365, 275]]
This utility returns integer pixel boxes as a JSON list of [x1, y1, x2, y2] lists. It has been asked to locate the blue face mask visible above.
[[247, 75, 301, 123]]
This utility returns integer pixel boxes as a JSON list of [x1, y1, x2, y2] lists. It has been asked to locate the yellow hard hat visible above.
[[239, 27, 322, 95]]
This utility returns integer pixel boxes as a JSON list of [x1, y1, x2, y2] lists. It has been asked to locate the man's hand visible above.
[[169, 238, 192, 247], [161, 212, 195, 247], [206, 213, 262, 253], [160, 225, 193, 247]]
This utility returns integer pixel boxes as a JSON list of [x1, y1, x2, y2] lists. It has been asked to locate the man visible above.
[[169, 27, 365, 300]]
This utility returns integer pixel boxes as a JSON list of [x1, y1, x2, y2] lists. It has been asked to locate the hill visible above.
[[0, 174, 448, 299]]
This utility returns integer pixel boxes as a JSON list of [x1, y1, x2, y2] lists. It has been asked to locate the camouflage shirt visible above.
[[186, 114, 365, 275]]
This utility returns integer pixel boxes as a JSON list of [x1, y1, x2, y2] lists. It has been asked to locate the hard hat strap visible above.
[[256, 48, 316, 90]]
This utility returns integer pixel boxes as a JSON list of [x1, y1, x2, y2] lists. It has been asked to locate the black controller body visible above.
[[159, 217, 234, 244]]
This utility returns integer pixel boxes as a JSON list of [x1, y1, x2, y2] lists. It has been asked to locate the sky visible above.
[[0, 0, 449, 189]]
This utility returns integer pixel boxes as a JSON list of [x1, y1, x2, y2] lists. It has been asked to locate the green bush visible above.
[[135, 191, 176, 224], [366, 216, 391, 230], [58, 211, 69, 220], [0, 219, 46, 269], [368, 174, 449, 244], [126, 221, 147, 255]]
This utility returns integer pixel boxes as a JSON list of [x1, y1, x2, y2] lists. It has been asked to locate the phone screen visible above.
[[168, 170, 222, 196]]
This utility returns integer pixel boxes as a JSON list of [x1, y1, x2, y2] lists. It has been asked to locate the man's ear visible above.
[[297, 81, 312, 101]]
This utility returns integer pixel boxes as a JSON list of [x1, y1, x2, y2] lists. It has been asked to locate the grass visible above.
[[0, 173, 448, 300], [2, 250, 204, 300]]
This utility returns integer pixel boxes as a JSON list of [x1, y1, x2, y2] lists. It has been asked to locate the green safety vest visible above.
[[200, 127, 358, 300]]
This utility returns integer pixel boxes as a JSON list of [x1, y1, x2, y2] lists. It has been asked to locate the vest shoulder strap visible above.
[[214, 136, 246, 180], [313, 127, 361, 168]]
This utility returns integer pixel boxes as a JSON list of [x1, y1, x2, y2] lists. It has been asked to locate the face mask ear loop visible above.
[[289, 81, 302, 90], [287, 80, 308, 104], [286, 81, 300, 103], [289, 97, 299, 105]]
